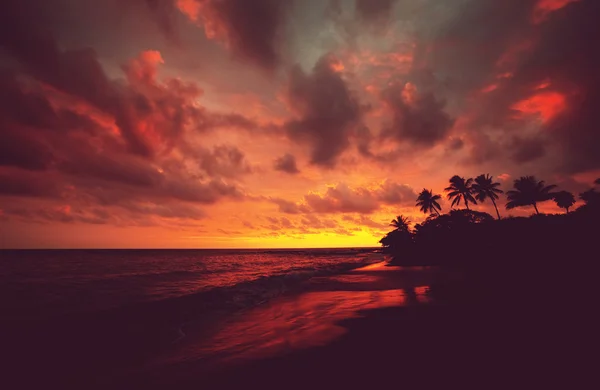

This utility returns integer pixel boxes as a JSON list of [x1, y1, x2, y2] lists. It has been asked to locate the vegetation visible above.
[[380, 175, 599, 266], [472, 174, 503, 219], [553, 191, 575, 213], [505, 176, 556, 215], [415, 189, 442, 216], [444, 175, 477, 210]]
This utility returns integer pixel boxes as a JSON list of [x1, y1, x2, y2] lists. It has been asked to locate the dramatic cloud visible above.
[[194, 145, 253, 179], [273, 181, 417, 215], [273, 153, 300, 174], [176, 0, 289, 70], [2, 0, 599, 247], [284, 55, 363, 168], [380, 81, 455, 148]]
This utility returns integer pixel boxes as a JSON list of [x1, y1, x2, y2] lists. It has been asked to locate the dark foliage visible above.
[[415, 188, 442, 216], [506, 176, 556, 214], [553, 190, 576, 213], [382, 205, 598, 266], [472, 174, 503, 219], [444, 175, 476, 210]]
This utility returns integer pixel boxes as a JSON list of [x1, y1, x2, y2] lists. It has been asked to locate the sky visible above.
[[1, 0, 599, 249]]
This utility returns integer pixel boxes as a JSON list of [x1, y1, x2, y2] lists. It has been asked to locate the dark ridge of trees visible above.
[[380, 176, 599, 267]]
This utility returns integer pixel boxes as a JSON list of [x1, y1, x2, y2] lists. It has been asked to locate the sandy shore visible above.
[[106, 263, 459, 389], [106, 261, 594, 390], [5, 261, 592, 389]]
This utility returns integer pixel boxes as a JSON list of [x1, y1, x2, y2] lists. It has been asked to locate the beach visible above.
[[3, 253, 593, 390], [111, 261, 593, 390], [105, 262, 456, 389]]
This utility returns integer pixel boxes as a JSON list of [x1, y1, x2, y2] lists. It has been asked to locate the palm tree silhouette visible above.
[[416, 189, 442, 216], [553, 191, 575, 213], [390, 215, 411, 232], [506, 176, 557, 215], [472, 174, 504, 219], [444, 175, 477, 210]]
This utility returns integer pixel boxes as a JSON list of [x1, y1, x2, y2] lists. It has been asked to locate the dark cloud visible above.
[[305, 183, 379, 214], [178, 0, 289, 70], [300, 214, 338, 229], [380, 81, 455, 148], [414, 0, 600, 174], [141, 0, 180, 41], [355, 0, 397, 23], [285, 55, 363, 167], [194, 145, 253, 178], [270, 181, 417, 215], [376, 180, 418, 205], [0, 170, 63, 198], [510, 136, 546, 163], [270, 198, 310, 214], [447, 137, 465, 152], [273, 153, 300, 174], [0, 2, 262, 228], [0, 129, 54, 171]]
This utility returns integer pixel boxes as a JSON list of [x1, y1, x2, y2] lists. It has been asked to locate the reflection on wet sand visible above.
[[194, 288, 429, 362], [158, 263, 436, 367]]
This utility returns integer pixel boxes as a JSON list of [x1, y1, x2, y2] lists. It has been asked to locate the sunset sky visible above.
[[1, 0, 599, 248]]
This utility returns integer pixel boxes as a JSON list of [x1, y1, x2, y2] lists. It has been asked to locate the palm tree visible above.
[[506, 176, 557, 215], [444, 175, 477, 210], [389, 216, 410, 232], [472, 174, 504, 219], [416, 189, 442, 216], [553, 191, 575, 213]]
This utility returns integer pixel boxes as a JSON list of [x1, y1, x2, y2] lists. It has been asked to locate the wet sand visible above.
[[6, 261, 592, 389], [108, 261, 593, 390], [107, 263, 456, 389]]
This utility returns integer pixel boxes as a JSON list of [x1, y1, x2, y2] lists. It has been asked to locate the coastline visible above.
[[107, 262, 451, 389], [5, 257, 593, 390], [111, 260, 593, 390]]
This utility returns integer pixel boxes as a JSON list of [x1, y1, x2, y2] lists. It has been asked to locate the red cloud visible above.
[[532, 0, 580, 24]]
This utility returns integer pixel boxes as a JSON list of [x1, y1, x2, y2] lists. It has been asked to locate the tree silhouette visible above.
[[389, 215, 411, 232], [416, 189, 442, 216], [380, 216, 413, 255], [595, 178, 600, 186], [580, 188, 600, 205], [444, 175, 477, 210], [472, 174, 504, 219], [553, 191, 575, 213], [506, 176, 556, 214]]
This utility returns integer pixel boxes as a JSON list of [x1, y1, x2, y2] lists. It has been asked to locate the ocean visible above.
[[0, 248, 384, 321]]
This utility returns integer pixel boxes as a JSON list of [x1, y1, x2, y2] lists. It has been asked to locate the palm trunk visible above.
[[465, 201, 470, 211], [566, 207, 570, 214], [491, 198, 501, 220], [533, 203, 540, 214], [434, 209, 441, 216]]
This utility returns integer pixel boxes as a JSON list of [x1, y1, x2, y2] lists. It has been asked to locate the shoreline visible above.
[[108, 262, 449, 389]]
